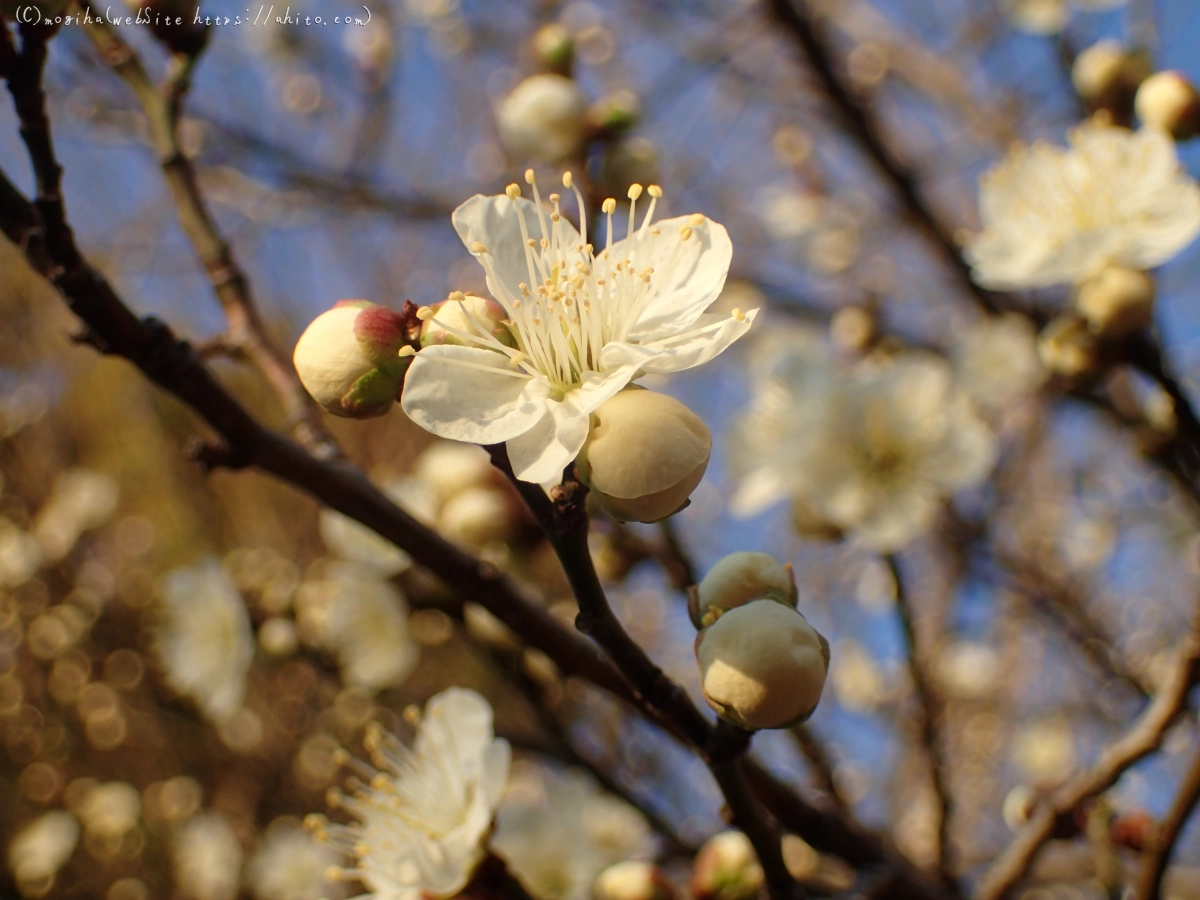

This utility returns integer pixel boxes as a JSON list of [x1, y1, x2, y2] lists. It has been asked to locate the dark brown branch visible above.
[[887, 555, 957, 891], [484, 446, 800, 900], [1133, 742, 1200, 900], [976, 589, 1200, 900], [789, 724, 850, 815]]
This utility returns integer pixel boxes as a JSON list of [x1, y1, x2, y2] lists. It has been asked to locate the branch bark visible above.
[[1133, 741, 1200, 900]]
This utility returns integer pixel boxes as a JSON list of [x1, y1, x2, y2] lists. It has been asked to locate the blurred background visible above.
[[6, 1, 1200, 899]]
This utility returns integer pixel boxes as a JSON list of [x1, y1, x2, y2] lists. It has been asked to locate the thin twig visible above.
[[78, 11, 340, 458], [1133, 742, 1200, 900], [887, 555, 957, 891], [975, 590, 1200, 900], [790, 724, 851, 816], [484, 446, 802, 900], [763, 0, 1002, 316]]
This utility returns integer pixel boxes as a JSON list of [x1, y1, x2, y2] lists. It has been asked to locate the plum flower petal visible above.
[[402, 345, 551, 445], [402, 174, 752, 482]]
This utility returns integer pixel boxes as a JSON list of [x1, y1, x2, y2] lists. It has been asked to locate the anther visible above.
[[679, 226, 693, 241], [689, 213, 705, 225], [563, 171, 574, 187], [628, 184, 643, 200], [416, 306, 434, 320], [549, 193, 560, 203], [403, 705, 421, 726], [648, 184, 662, 198], [471, 241, 487, 254], [525, 168, 536, 184], [398, 346, 416, 358], [732, 308, 745, 321], [602, 198, 617, 214], [505, 183, 521, 199]]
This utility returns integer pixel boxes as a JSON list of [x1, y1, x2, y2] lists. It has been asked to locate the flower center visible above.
[[414, 171, 742, 394]]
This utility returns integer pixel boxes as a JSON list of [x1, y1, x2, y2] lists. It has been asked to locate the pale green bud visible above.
[[696, 600, 829, 730], [688, 552, 797, 629], [576, 388, 710, 524], [690, 832, 763, 900], [593, 861, 674, 900]]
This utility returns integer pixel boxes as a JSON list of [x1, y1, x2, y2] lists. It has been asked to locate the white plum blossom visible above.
[[294, 562, 419, 692], [318, 478, 437, 577], [172, 813, 244, 900], [7, 811, 80, 892], [966, 122, 1200, 290], [733, 351, 997, 552], [490, 761, 651, 900], [951, 315, 1046, 411], [156, 560, 255, 724], [310, 687, 510, 900], [246, 822, 344, 900], [401, 174, 753, 483]]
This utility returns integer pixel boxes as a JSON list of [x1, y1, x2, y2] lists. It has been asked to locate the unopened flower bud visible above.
[[437, 487, 514, 548], [413, 440, 495, 503], [588, 89, 642, 135], [420, 293, 514, 349], [1136, 71, 1200, 140], [696, 599, 829, 730], [532, 23, 573, 74], [599, 137, 661, 198], [496, 74, 590, 163], [1072, 41, 1150, 113], [830, 306, 875, 353], [1037, 313, 1103, 380], [593, 861, 674, 900], [690, 831, 763, 900], [576, 389, 711, 524], [1075, 265, 1155, 338], [293, 301, 411, 418], [688, 552, 797, 630]]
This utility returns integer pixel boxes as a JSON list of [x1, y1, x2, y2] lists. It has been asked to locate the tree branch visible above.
[[1133, 741, 1200, 900], [887, 555, 957, 890], [975, 589, 1200, 900]]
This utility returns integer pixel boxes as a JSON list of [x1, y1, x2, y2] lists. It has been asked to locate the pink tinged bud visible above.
[[576, 388, 711, 524], [293, 302, 411, 419], [1136, 71, 1200, 140], [691, 832, 764, 900], [695, 599, 829, 730], [687, 552, 798, 630]]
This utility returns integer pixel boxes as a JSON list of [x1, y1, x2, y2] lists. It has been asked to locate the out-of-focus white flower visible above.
[[951, 314, 1046, 410], [173, 813, 243, 900], [401, 176, 750, 483], [1013, 719, 1076, 781], [0, 517, 42, 588], [830, 639, 886, 713], [32, 468, 119, 564], [437, 487, 514, 548], [593, 861, 673, 900], [294, 562, 418, 692], [966, 122, 1200, 290], [937, 642, 1000, 699], [8, 811, 80, 893], [319, 478, 437, 577], [156, 561, 254, 724], [246, 821, 343, 900], [1005, 0, 1127, 35], [311, 687, 510, 900], [496, 74, 589, 163], [77, 781, 141, 839], [733, 352, 996, 552], [491, 762, 651, 900]]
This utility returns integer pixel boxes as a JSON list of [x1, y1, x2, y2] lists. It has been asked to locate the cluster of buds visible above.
[[689, 552, 828, 730], [292, 300, 417, 419], [576, 388, 712, 524]]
